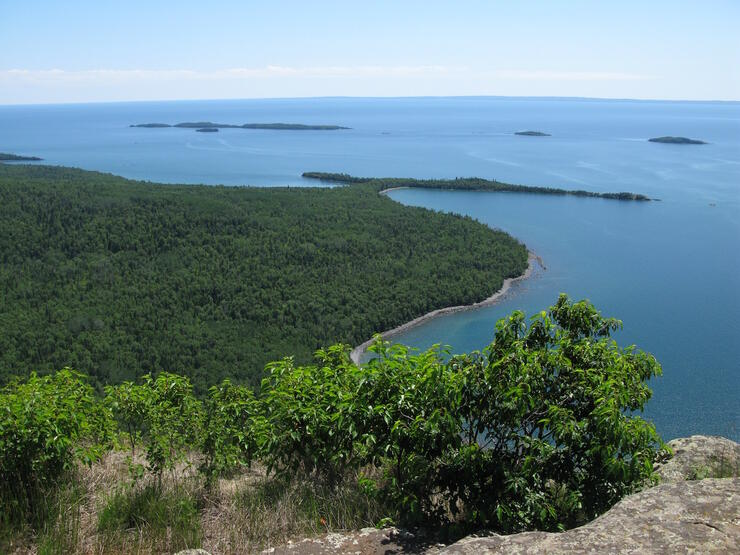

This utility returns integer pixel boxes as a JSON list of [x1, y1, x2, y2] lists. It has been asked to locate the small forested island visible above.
[[131, 121, 350, 130], [303, 171, 652, 201], [648, 136, 707, 144], [195, 127, 219, 133], [515, 130, 551, 136], [0, 152, 42, 161]]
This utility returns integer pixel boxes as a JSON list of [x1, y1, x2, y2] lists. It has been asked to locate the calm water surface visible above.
[[1, 97, 738, 440]]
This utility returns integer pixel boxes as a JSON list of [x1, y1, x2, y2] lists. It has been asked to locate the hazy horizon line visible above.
[[2, 93, 739, 108]]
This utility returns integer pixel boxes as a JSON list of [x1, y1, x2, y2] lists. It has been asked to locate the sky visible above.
[[1, 0, 738, 104]]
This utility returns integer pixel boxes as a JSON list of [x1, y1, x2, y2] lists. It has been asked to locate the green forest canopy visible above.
[[0, 164, 527, 391], [302, 172, 652, 201]]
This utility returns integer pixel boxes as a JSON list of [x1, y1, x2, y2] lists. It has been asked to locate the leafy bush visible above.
[[403, 294, 666, 531], [356, 342, 462, 522], [104, 379, 149, 455], [106, 373, 201, 484], [256, 295, 666, 532], [200, 379, 259, 485], [259, 345, 363, 483], [0, 369, 112, 531]]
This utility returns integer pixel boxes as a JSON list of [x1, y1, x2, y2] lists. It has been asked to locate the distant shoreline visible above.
[[350, 251, 543, 364], [132, 121, 350, 131]]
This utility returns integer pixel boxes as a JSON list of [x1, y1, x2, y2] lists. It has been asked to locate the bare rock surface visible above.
[[441, 478, 739, 554], [258, 527, 445, 555], [655, 435, 740, 482]]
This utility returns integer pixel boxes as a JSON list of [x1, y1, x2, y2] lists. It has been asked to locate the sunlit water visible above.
[[1, 97, 738, 439]]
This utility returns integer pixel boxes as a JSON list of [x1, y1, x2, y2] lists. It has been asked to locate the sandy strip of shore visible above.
[[350, 251, 544, 364], [378, 186, 410, 195]]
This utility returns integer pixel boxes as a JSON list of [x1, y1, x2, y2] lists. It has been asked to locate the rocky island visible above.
[[515, 130, 551, 136], [132, 121, 350, 131], [195, 127, 219, 133], [648, 136, 707, 144], [0, 152, 42, 161]]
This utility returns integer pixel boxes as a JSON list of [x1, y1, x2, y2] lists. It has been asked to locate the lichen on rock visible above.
[[655, 435, 740, 483]]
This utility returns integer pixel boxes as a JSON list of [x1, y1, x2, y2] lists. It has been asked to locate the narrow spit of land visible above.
[[302, 172, 652, 201]]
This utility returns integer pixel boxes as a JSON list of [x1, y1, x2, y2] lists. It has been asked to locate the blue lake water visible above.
[[1, 97, 738, 440]]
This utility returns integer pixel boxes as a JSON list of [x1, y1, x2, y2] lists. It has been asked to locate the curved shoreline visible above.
[[379, 186, 410, 195], [350, 251, 544, 364]]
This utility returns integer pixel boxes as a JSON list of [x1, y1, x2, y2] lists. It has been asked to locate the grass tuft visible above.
[[97, 482, 202, 552]]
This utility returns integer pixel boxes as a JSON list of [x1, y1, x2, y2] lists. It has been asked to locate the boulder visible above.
[[656, 435, 739, 483], [441, 478, 739, 554]]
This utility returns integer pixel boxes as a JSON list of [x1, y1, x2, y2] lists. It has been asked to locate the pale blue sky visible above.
[[1, 0, 738, 104]]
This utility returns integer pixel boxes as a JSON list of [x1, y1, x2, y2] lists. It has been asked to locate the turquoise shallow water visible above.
[[1, 97, 738, 439]]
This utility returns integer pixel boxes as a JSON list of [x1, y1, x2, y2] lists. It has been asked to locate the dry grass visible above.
[[200, 469, 389, 554], [7, 451, 391, 555]]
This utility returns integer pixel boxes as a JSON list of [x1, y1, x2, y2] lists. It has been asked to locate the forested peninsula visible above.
[[302, 172, 652, 201], [0, 164, 527, 391], [132, 122, 349, 130], [0, 152, 42, 161]]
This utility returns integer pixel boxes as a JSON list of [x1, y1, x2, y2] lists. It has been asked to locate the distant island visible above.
[[648, 136, 706, 145], [195, 128, 219, 133], [131, 121, 350, 131], [515, 131, 551, 137], [0, 152, 42, 161], [303, 172, 652, 201], [130, 123, 170, 128]]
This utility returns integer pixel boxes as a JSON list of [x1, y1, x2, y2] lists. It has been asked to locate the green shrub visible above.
[[104, 380, 149, 456], [105, 372, 202, 485], [435, 294, 667, 531], [199, 379, 259, 486], [0, 369, 112, 533], [257, 295, 667, 532], [259, 344, 364, 483], [356, 342, 462, 523]]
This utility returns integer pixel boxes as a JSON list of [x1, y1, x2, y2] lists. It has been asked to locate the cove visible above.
[[376, 186, 739, 441]]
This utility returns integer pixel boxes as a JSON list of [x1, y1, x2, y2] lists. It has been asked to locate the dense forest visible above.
[[0, 164, 527, 391], [302, 172, 652, 200]]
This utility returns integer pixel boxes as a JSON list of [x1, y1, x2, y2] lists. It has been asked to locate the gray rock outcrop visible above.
[[441, 478, 739, 554], [656, 435, 739, 483]]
